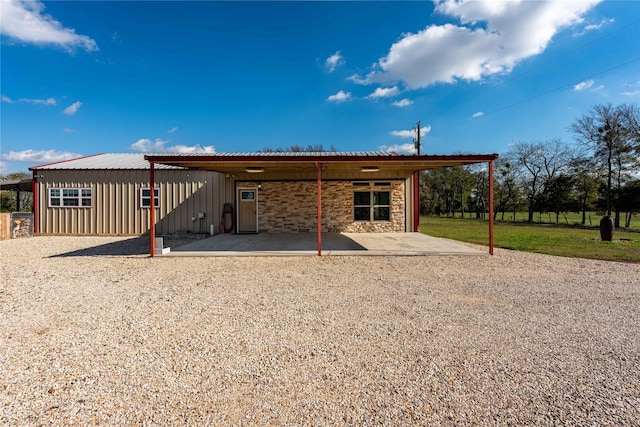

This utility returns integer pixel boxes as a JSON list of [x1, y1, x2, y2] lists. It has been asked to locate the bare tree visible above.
[[570, 103, 640, 226], [508, 139, 573, 222], [261, 144, 337, 153], [509, 141, 544, 222], [493, 156, 522, 220], [569, 156, 600, 225]]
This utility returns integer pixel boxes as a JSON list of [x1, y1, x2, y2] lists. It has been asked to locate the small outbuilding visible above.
[[29, 151, 498, 256]]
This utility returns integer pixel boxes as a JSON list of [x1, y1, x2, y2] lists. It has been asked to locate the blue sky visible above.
[[1, 0, 639, 174]]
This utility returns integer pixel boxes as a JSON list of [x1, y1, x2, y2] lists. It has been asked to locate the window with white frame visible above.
[[354, 190, 390, 221], [48, 188, 92, 207], [140, 188, 159, 208]]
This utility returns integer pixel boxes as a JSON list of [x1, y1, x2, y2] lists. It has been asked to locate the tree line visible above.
[[421, 103, 640, 228]]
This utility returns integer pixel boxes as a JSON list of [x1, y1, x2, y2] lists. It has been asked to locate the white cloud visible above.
[[1, 95, 56, 105], [0, 0, 98, 52], [130, 138, 215, 153], [63, 128, 75, 133], [168, 144, 216, 154], [359, 0, 601, 88], [389, 130, 414, 139], [327, 90, 352, 103], [63, 101, 82, 115], [131, 138, 167, 152], [574, 79, 595, 91], [621, 80, 640, 96], [472, 111, 485, 118], [25, 97, 56, 105], [168, 127, 178, 134], [1, 149, 81, 163], [390, 125, 431, 139], [347, 74, 369, 85], [392, 98, 413, 107], [575, 18, 614, 36], [366, 86, 400, 99], [325, 51, 344, 73], [379, 143, 417, 155]]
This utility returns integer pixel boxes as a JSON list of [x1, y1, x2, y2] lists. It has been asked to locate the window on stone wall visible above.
[[48, 188, 92, 207], [354, 191, 390, 221]]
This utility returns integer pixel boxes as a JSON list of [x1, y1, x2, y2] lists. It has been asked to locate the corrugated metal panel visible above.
[[32, 153, 185, 170], [36, 169, 227, 235], [32, 152, 402, 171], [147, 151, 396, 159]]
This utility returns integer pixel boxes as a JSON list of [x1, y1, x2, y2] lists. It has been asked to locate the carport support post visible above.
[[413, 171, 420, 232], [488, 161, 494, 255], [316, 162, 322, 256], [32, 170, 38, 234], [150, 161, 156, 257]]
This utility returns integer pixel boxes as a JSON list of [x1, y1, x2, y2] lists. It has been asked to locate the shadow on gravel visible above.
[[50, 237, 148, 257]]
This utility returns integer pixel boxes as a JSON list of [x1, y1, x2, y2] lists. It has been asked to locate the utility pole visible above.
[[413, 121, 421, 155]]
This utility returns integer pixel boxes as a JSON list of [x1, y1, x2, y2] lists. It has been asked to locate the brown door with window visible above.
[[237, 188, 258, 233]]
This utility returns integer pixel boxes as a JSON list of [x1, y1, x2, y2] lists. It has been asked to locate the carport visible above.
[[145, 152, 498, 257], [164, 232, 485, 256]]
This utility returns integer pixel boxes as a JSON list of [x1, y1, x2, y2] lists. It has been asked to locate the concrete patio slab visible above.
[[164, 232, 486, 256]]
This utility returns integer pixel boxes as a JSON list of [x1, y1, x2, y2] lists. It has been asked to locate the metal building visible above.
[[29, 151, 498, 256], [30, 154, 229, 235]]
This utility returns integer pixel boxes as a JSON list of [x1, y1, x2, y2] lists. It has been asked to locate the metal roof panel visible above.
[[30, 153, 185, 170]]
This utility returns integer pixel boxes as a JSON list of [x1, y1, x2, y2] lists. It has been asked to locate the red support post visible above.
[[488, 161, 494, 255], [32, 170, 38, 234], [150, 162, 156, 257], [316, 162, 322, 256], [413, 171, 420, 232]]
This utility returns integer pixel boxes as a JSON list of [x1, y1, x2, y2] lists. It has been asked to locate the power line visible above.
[[442, 18, 640, 109], [438, 56, 640, 133], [478, 19, 640, 95]]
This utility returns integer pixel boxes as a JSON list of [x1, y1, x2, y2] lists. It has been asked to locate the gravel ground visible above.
[[1, 236, 639, 426]]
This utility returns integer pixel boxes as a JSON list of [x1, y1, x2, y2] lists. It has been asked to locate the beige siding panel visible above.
[[0, 213, 10, 241], [36, 169, 226, 236]]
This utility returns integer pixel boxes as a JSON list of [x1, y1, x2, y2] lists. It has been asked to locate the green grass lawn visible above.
[[420, 216, 640, 263]]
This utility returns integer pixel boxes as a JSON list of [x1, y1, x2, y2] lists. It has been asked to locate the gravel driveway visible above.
[[1, 236, 638, 425]]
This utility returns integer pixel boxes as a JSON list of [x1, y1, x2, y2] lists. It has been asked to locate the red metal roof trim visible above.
[[144, 152, 499, 163]]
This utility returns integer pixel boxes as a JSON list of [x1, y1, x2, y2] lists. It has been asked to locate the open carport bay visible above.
[[165, 232, 487, 256]]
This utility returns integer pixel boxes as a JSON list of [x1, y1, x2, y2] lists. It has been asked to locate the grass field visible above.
[[420, 216, 640, 263]]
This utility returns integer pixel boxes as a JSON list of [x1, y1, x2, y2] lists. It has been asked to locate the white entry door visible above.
[[237, 188, 258, 233]]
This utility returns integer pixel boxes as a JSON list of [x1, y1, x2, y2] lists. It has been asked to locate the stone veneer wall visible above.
[[245, 180, 405, 233]]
